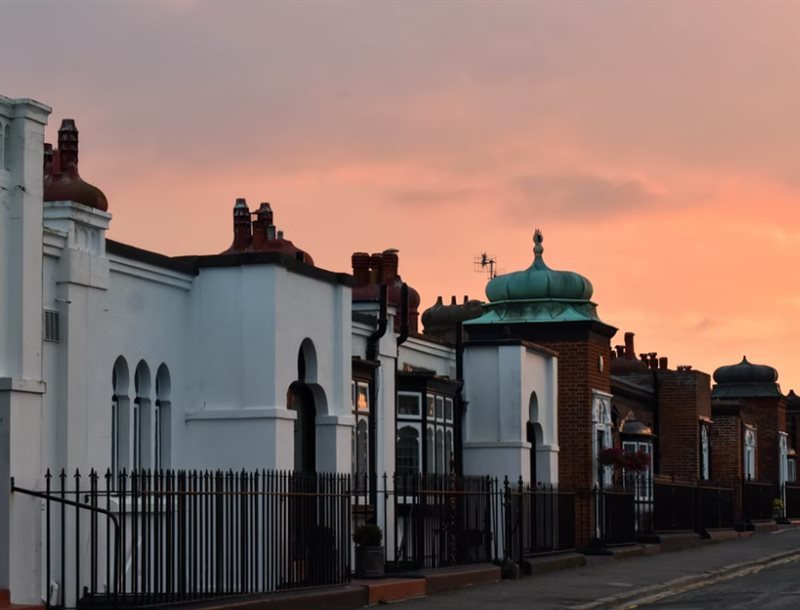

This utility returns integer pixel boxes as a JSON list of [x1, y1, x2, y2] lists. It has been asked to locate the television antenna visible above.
[[474, 252, 498, 279]]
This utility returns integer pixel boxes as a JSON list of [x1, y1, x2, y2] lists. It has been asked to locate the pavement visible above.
[[389, 527, 800, 610]]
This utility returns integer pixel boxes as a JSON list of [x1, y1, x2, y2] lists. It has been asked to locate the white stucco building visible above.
[[0, 95, 559, 606]]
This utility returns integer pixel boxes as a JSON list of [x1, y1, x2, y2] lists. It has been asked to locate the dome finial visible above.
[[533, 229, 544, 260]]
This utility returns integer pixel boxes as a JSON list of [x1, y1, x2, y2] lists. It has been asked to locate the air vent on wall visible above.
[[43, 309, 60, 342]]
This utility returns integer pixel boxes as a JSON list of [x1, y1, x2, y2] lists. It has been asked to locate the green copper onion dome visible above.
[[486, 230, 593, 302], [466, 229, 606, 325]]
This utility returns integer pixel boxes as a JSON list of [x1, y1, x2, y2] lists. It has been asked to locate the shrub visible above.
[[353, 523, 383, 547]]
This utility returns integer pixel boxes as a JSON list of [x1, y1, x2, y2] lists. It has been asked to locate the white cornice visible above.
[[109, 255, 194, 291]]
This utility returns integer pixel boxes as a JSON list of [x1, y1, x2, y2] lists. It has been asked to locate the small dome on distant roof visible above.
[[786, 390, 800, 410], [711, 356, 781, 399], [713, 356, 778, 385]]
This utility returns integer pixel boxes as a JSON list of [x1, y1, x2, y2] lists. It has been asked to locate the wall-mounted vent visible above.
[[44, 309, 60, 342]]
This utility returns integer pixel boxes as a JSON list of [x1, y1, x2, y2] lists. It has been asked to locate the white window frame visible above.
[[744, 425, 757, 480], [779, 432, 788, 486], [700, 423, 710, 481], [592, 390, 613, 488]]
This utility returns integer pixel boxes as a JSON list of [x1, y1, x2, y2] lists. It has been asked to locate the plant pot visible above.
[[355, 545, 385, 578]]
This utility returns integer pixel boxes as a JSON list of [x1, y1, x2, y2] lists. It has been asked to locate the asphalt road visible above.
[[635, 556, 800, 609], [389, 530, 800, 610]]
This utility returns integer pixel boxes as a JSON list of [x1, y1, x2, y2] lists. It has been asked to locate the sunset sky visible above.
[[2, 0, 798, 389]]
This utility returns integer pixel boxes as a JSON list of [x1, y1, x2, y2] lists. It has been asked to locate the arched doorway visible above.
[[527, 391, 543, 485], [288, 383, 316, 473], [288, 339, 318, 474]]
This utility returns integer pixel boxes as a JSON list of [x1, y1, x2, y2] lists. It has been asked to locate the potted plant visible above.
[[353, 523, 384, 578], [772, 498, 785, 520]]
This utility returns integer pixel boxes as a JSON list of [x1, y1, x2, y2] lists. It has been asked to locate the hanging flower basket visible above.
[[597, 448, 625, 469]]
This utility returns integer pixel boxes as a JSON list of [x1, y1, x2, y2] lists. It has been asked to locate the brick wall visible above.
[[747, 397, 787, 485], [539, 335, 611, 490], [711, 412, 743, 519], [656, 369, 711, 480], [538, 334, 611, 547]]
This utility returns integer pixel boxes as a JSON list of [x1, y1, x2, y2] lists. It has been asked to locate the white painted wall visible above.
[[462, 342, 558, 484], [0, 96, 51, 603]]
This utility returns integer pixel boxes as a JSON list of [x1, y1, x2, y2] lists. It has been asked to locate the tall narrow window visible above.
[[700, 423, 711, 481], [397, 426, 420, 475], [133, 402, 141, 471], [779, 432, 789, 486], [351, 380, 370, 490], [112, 393, 119, 477], [744, 426, 757, 480], [155, 364, 171, 470], [134, 361, 152, 471], [111, 357, 130, 478]]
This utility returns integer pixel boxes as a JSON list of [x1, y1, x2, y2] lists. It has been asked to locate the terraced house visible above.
[[1, 95, 797, 610]]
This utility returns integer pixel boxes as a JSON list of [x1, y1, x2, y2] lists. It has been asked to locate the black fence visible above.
[[594, 485, 636, 545], [697, 484, 734, 530], [653, 478, 734, 534], [742, 479, 776, 521], [503, 478, 576, 562], [353, 473, 500, 571], [785, 484, 800, 519], [14, 469, 350, 609]]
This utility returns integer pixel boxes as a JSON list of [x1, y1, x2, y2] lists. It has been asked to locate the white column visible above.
[[0, 97, 51, 603]]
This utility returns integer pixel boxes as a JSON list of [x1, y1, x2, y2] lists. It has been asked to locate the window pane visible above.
[[397, 426, 420, 475], [398, 393, 421, 417], [427, 426, 435, 474], [436, 429, 444, 473], [445, 398, 453, 422], [445, 430, 453, 474], [356, 383, 370, 412], [436, 396, 444, 421], [427, 395, 435, 419], [357, 419, 369, 477]]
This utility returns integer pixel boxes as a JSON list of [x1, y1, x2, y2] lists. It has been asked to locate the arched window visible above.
[[397, 426, 420, 476], [134, 361, 151, 471], [112, 357, 130, 476], [155, 364, 172, 470]]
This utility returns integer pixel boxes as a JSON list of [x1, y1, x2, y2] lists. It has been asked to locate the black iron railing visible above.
[[353, 473, 500, 571], [594, 485, 637, 545], [18, 469, 351, 609], [697, 483, 734, 531], [742, 479, 776, 521], [784, 484, 800, 519], [652, 478, 734, 534], [503, 478, 575, 562], [653, 478, 697, 531]]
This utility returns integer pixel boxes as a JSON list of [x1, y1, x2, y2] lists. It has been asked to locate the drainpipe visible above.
[[653, 369, 660, 475], [455, 321, 465, 475], [366, 285, 388, 510], [397, 283, 410, 347]]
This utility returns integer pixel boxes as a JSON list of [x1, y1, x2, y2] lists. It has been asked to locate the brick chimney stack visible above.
[[231, 198, 252, 251], [57, 118, 79, 172]]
